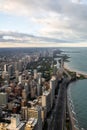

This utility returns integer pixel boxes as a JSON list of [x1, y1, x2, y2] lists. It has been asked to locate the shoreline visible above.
[[64, 63, 87, 75], [64, 63, 87, 79], [64, 63, 85, 130], [67, 93, 80, 130]]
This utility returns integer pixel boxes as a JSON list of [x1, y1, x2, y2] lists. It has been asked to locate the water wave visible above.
[[67, 87, 84, 130]]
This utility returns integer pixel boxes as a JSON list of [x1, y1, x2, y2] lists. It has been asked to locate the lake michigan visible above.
[[60, 47, 87, 130]]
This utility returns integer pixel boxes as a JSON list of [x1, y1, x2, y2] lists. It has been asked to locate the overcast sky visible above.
[[0, 0, 87, 47]]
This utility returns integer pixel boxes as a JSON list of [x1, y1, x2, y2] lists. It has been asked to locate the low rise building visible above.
[[25, 118, 38, 130]]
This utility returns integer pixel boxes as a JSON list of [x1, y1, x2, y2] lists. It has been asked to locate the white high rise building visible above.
[[34, 69, 37, 79], [38, 73, 42, 85], [18, 75, 22, 83], [50, 77, 56, 108], [42, 91, 51, 113], [4, 64, 8, 72]]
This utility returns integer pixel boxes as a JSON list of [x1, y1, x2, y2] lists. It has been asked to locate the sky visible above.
[[0, 0, 87, 47]]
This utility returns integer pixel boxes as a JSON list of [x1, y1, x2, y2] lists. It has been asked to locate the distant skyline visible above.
[[0, 0, 87, 47]]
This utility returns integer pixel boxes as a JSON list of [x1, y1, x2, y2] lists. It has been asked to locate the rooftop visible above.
[[26, 118, 37, 127], [43, 91, 50, 96]]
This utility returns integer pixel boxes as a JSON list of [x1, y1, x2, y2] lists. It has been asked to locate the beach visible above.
[[63, 64, 87, 130], [64, 63, 87, 79]]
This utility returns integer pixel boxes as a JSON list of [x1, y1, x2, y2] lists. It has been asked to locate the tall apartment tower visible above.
[[38, 73, 42, 85], [21, 106, 28, 120], [37, 84, 42, 96], [18, 60, 23, 72], [34, 69, 37, 79], [42, 91, 51, 113], [0, 107, 2, 118], [50, 77, 56, 108], [22, 89, 27, 100], [0, 92, 8, 105], [8, 65, 14, 77], [4, 64, 8, 72]]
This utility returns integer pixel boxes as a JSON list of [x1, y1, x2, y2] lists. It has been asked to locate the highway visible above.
[[53, 79, 68, 130], [47, 65, 72, 130]]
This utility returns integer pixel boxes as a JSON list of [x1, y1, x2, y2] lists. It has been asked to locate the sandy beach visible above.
[[64, 63, 87, 77]]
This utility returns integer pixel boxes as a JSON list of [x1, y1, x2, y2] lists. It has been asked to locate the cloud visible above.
[[0, 31, 73, 44], [0, 0, 87, 46]]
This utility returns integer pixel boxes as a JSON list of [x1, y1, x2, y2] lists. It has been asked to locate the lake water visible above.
[[60, 47, 87, 130]]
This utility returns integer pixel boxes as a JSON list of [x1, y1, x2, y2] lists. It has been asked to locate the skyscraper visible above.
[[50, 77, 56, 108], [4, 64, 8, 72], [8, 65, 14, 77], [34, 70, 37, 80], [0, 92, 8, 105], [42, 91, 51, 113]]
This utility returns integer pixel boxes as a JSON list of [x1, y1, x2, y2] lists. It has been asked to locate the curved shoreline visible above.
[[67, 85, 80, 130], [63, 65, 86, 130], [64, 63, 87, 77], [64, 63, 87, 79]]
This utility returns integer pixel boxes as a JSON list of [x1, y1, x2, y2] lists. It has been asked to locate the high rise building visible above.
[[38, 73, 42, 85], [21, 106, 28, 120], [24, 82, 29, 96], [0, 92, 8, 105], [42, 91, 51, 113], [4, 64, 8, 72], [2, 71, 9, 80], [0, 107, 2, 118], [37, 84, 42, 96], [15, 70, 19, 82], [15, 62, 18, 71], [41, 107, 46, 123], [30, 84, 37, 99], [50, 77, 56, 108], [18, 60, 23, 72], [34, 70, 37, 79], [22, 89, 27, 100], [8, 65, 14, 77], [19, 75, 22, 83]]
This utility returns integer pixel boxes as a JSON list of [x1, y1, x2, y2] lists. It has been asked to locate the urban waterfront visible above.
[[0, 47, 87, 130], [0, 48, 70, 130], [68, 80, 87, 129], [0, 0, 87, 129], [62, 47, 87, 130]]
